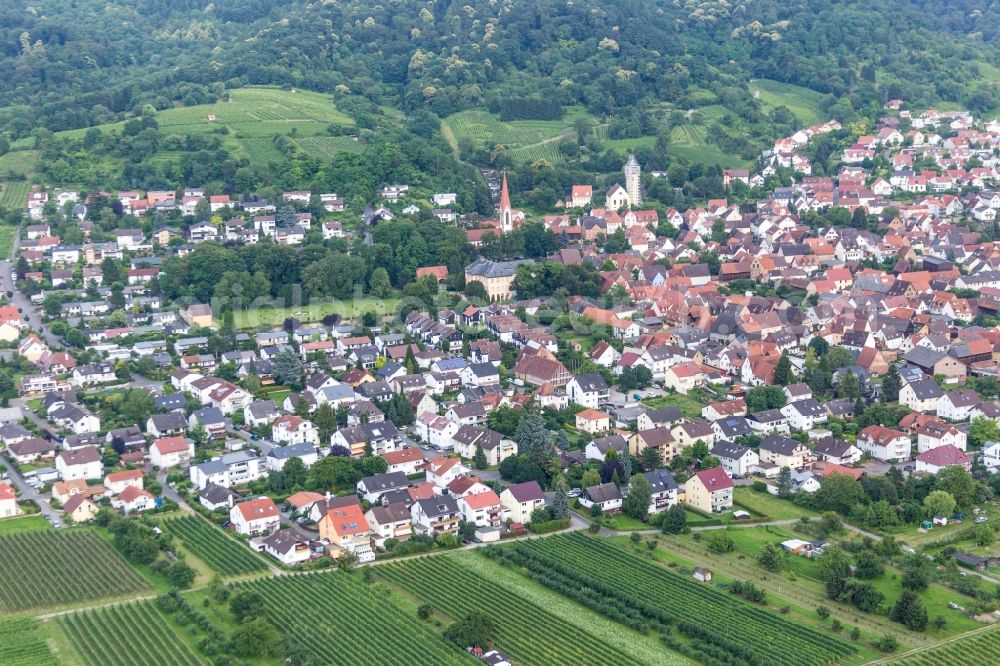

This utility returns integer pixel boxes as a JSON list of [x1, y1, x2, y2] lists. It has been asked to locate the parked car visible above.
[[567, 488, 583, 498], [975, 516, 988, 524]]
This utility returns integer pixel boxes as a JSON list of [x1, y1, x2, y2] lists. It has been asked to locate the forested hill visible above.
[[0, 0, 998, 140]]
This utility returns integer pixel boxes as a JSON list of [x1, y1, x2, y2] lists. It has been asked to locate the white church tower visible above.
[[624, 154, 641, 208]]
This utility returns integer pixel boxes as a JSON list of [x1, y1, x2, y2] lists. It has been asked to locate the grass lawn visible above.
[[641, 389, 709, 420], [232, 296, 400, 329], [0, 225, 16, 258], [879, 501, 1000, 548], [733, 487, 819, 520], [0, 514, 51, 535]]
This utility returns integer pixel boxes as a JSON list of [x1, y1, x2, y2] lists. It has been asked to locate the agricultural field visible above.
[[235, 137, 287, 166], [377, 552, 684, 665], [233, 572, 471, 665], [753, 79, 826, 126], [0, 180, 31, 209], [890, 626, 1000, 665], [161, 516, 268, 576], [0, 618, 58, 666], [0, 150, 39, 179], [666, 122, 751, 168], [296, 135, 365, 160], [444, 107, 595, 164], [55, 601, 205, 666], [491, 532, 857, 666], [0, 530, 149, 612]]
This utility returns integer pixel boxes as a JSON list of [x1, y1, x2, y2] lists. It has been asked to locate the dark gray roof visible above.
[[643, 468, 678, 493], [585, 482, 622, 503], [465, 257, 520, 278], [571, 373, 609, 392], [761, 434, 802, 456], [711, 440, 751, 460]]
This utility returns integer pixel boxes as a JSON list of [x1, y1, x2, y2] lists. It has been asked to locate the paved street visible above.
[[1, 233, 62, 348], [1, 451, 60, 523]]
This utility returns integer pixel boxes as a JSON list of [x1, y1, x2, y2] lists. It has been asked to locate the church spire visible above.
[[499, 171, 512, 212], [498, 172, 513, 233]]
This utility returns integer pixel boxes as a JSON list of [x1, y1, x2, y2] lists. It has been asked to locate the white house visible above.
[[149, 437, 195, 468], [271, 415, 319, 446], [899, 379, 944, 413], [499, 481, 546, 524], [230, 497, 280, 536], [780, 398, 827, 431], [916, 421, 967, 453], [857, 426, 911, 462], [936, 390, 981, 421], [458, 490, 504, 528], [566, 374, 610, 409], [710, 441, 759, 478], [266, 443, 319, 471], [55, 446, 103, 481], [261, 529, 312, 565]]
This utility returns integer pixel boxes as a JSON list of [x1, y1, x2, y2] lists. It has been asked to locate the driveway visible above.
[[1, 452, 60, 523]]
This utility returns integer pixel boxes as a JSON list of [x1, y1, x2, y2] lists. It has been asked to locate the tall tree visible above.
[[622, 474, 651, 520], [880, 365, 902, 403], [773, 352, 793, 386]]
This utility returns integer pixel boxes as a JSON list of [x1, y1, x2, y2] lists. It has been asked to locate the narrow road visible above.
[[1, 451, 60, 522], [1, 232, 61, 348]]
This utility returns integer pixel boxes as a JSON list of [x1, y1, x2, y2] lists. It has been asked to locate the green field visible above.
[[232, 296, 400, 329], [667, 122, 751, 168], [889, 626, 1000, 664], [732, 487, 819, 520], [296, 134, 365, 160], [233, 572, 471, 665], [0, 618, 58, 666], [11, 87, 356, 169], [641, 389, 710, 419], [0, 225, 17, 259], [161, 516, 268, 576], [377, 551, 689, 665], [55, 601, 206, 666], [0, 180, 31, 209], [444, 107, 595, 163], [0, 530, 149, 612], [0, 150, 39, 180], [0, 514, 51, 535], [490, 533, 856, 665], [754, 79, 826, 126]]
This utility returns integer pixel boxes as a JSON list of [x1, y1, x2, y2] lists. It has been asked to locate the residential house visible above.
[[149, 437, 195, 468], [566, 374, 610, 409], [644, 468, 679, 514], [261, 529, 313, 565], [685, 467, 733, 514], [575, 409, 611, 435], [459, 490, 504, 528], [579, 483, 623, 514], [411, 496, 461, 536], [366, 502, 413, 548], [318, 500, 374, 562], [759, 435, 810, 470], [500, 481, 546, 524], [812, 437, 862, 465], [857, 425, 911, 462], [710, 440, 759, 478], [55, 446, 103, 481], [230, 497, 280, 536], [915, 445, 971, 474]]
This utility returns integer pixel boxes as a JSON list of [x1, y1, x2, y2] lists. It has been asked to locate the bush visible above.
[[873, 635, 898, 653]]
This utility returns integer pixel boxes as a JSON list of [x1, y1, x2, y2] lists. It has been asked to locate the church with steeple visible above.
[[498, 172, 514, 233], [605, 154, 643, 210]]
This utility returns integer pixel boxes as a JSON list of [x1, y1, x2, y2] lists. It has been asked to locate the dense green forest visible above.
[[0, 0, 997, 197]]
